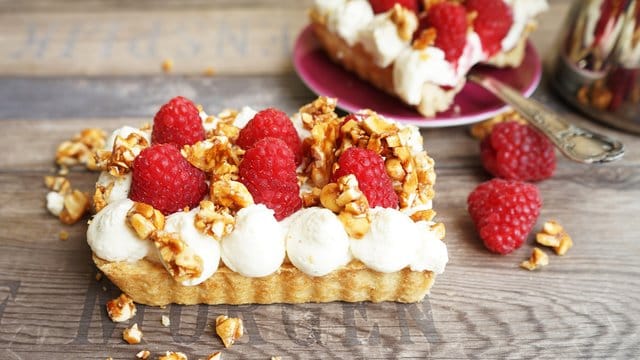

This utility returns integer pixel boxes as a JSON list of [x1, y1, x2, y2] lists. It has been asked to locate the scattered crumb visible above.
[[136, 350, 151, 359], [106, 293, 137, 322], [215, 315, 244, 348], [102, 286, 107, 292], [271, 357, 282, 360], [520, 247, 549, 271], [203, 67, 216, 76], [59, 230, 69, 241], [161, 315, 171, 327], [95, 272, 103, 281], [158, 351, 188, 360], [58, 166, 69, 176], [205, 352, 222, 360], [536, 220, 573, 256], [162, 58, 174, 73], [122, 323, 143, 344]]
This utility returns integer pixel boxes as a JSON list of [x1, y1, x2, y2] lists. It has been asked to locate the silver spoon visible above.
[[468, 73, 625, 164]]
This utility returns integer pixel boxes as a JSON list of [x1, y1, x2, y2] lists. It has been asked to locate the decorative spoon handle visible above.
[[468, 73, 624, 164]]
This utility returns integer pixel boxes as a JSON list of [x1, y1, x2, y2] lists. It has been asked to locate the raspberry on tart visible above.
[[236, 108, 304, 165], [129, 144, 208, 215], [480, 121, 556, 181], [467, 178, 542, 255], [333, 147, 399, 209], [368, 0, 419, 14], [151, 96, 206, 147], [466, 0, 514, 56], [417, 1, 468, 62], [239, 137, 302, 220]]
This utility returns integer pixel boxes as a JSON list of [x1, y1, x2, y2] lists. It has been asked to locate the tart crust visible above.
[[94, 254, 436, 306]]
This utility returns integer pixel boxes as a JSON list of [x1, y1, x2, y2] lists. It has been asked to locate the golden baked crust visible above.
[[94, 254, 436, 306]]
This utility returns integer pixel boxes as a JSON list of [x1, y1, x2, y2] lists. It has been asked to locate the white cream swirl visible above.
[[87, 199, 154, 262], [164, 209, 220, 286], [285, 208, 351, 276], [220, 204, 285, 277]]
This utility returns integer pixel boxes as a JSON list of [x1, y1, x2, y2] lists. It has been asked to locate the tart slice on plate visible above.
[[309, 0, 548, 117]]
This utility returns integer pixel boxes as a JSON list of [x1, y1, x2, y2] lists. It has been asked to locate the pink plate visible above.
[[293, 25, 542, 128]]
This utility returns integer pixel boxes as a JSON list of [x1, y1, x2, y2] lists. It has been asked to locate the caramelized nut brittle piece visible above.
[[321, 175, 371, 238], [122, 323, 143, 344], [308, 118, 340, 188], [44, 176, 70, 193], [520, 247, 549, 271], [182, 137, 244, 180], [536, 220, 573, 256], [298, 96, 338, 130], [215, 315, 244, 348], [106, 293, 137, 322], [60, 190, 91, 224], [56, 128, 106, 167], [106, 133, 150, 176], [152, 231, 203, 283], [205, 352, 222, 360], [158, 351, 188, 360], [469, 110, 528, 141], [127, 202, 165, 240], [135, 350, 151, 359], [390, 3, 418, 41], [195, 200, 236, 240]]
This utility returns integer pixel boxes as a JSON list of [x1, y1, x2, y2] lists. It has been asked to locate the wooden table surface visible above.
[[1, 1, 639, 359]]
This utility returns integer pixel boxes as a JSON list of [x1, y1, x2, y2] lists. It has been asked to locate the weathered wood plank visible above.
[[0, 75, 315, 120], [0, 1, 570, 76]]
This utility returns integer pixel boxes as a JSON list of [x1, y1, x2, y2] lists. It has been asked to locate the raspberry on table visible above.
[[130, 144, 208, 215], [480, 121, 556, 181], [466, 0, 513, 56], [151, 96, 205, 147], [239, 137, 302, 220], [418, 2, 468, 62], [236, 108, 304, 165], [467, 178, 542, 255], [332, 147, 399, 209], [368, 0, 419, 14]]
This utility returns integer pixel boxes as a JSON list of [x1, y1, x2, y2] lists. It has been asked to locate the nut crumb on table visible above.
[[162, 58, 174, 73], [158, 351, 188, 360], [122, 323, 143, 344], [59, 230, 69, 241], [161, 314, 171, 327], [520, 247, 549, 271], [537, 220, 573, 256], [215, 315, 244, 348], [106, 293, 137, 322], [136, 349, 151, 359], [205, 352, 222, 360]]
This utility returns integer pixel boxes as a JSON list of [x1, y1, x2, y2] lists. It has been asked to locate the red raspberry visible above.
[[236, 108, 303, 165], [466, 0, 513, 56], [467, 179, 542, 255], [369, 0, 419, 14], [481, 121, 556, 181], [332, 147, 399, 208], [130, 144, 208, 215], [417, 2, 468, 62], [151, 96, 205, 147], [239, 137, 302, 220]]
